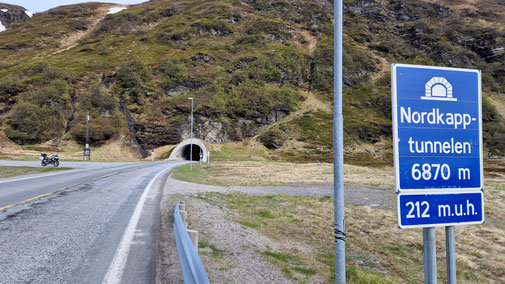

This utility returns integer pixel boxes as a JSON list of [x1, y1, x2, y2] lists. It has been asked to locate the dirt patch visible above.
[[185, 198, 292, 283], [52, 5, 123, 55]]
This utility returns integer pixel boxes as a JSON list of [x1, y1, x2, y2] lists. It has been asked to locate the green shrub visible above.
[[192, 20, 234, 36], [115, 60, 151, 104], [246, 18, 292, 43], [93, 12, 143, 36], [311, 38, 333, 93], [210, 80, 298, 116], [4, 66, 73, 144], [70, 116, 122, 146], [6, 102, 67, 144], [159, 58, 189, 89], [79, 82, 118, 115], [482, 96, 505, 155], [482, 96, 498, 122], [289, 110, 333, 149], [0, 76, 25, 102], [235, 34, 264, 45], [236, 47, 307, 87]]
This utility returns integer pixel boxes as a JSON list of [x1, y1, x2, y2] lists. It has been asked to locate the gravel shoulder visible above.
[[157, 175, 395, 283], [161, 175, 395, 209]]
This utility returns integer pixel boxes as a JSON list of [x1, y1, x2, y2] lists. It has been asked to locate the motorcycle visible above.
[[40, 153, 60, 167]]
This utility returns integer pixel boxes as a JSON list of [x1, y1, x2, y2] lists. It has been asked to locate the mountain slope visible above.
[[0, 0, 504, 161]]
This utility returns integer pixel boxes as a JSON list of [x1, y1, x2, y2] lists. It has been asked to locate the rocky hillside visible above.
[[0, 3, 31, 31], [0, 0, 504, 161]]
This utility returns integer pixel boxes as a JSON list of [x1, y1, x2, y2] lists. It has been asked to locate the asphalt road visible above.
[[0, 160, 186, 283]]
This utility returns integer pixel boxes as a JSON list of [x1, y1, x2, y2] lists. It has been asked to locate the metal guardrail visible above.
[[174, 202, 210, 284]]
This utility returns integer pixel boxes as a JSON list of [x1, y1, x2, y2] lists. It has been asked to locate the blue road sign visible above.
[[392, 64, 484, 228], [398, 192, 484, 228]]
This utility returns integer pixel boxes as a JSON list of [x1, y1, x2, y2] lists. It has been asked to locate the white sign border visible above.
[[391, 63, 483, 193]]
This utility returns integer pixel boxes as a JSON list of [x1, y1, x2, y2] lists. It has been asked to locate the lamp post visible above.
[[86, 113, 89, 147], [188, 97, 194, 171], [83, 113, 90, 161]]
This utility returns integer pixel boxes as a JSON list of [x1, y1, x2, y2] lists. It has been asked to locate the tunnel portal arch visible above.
[[168, 139, 208, 162]]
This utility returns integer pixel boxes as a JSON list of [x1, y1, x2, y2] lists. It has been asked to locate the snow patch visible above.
[[25, 10, 33, 18], [1, 9, 8, 12], [0, 21, 5, 32], [107, 7, 127, 14]]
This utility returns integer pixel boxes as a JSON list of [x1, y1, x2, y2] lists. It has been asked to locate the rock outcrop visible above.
[[135, 123, 181, 149], [0, 4, 30, 29]]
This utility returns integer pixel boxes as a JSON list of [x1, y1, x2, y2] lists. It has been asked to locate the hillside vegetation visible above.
[[0, 0, 504, 161]]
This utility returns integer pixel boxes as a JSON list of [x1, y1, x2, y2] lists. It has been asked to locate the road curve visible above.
[[0, 160, 186, 283]]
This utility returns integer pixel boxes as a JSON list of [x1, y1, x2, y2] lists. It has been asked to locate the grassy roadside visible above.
[[172, 161, 394, 188], [0, 166, 73, 178], [172, 156, 505, 189], [171, 156, 505, 283], [192, 185, 504, 283]]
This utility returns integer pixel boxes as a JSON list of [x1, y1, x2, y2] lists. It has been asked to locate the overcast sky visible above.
[[1, 0, 146, 13]]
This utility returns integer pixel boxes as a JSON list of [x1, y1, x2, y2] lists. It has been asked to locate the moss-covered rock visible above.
[[259, 129, 287, 149]]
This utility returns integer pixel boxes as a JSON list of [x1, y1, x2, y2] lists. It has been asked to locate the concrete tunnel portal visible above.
[[168, 138, 208, 162]]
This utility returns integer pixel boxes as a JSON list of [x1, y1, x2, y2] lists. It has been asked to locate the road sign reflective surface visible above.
[[392, 64, 484, 228]]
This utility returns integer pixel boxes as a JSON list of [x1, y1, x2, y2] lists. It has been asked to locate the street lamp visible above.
[[198, 123, 203, 166], [83, 113, 91, 161], [188, 97, 194, 171]]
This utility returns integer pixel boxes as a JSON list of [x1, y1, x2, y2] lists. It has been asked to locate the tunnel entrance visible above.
[[182, 144, 202, 161], [167, 138, 208, 162]]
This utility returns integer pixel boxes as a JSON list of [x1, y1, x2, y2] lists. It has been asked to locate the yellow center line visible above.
[[0, 184, 77, 211], [93, 172, 120, 181]]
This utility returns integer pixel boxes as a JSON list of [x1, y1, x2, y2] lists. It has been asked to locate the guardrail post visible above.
[[174, 201, 209, 283], [187, 229, 199, 252], [180, 210, 188, 227]]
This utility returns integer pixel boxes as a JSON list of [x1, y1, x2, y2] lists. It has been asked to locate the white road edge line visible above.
[[0, 169, 85, 184], [102, 166, 172, 284]]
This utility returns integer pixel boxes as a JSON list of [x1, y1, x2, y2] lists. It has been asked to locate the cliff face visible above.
[[0, 0, 505, 160], [0, 3, 30, 28]]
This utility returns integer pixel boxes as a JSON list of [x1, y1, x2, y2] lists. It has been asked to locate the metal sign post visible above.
[[392, 64, 484, 283], [445, 226, 456, 284], [423, 227, 437, 283], [333, 0, 345, 283]]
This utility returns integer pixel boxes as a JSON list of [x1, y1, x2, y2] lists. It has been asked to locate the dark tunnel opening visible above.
[[182, 144, 202, 161]]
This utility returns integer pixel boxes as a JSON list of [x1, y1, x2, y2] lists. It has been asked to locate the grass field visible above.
[[0, 166, 73, 178], [174, 158, 505, 283], [190, 181, 504, 283], [171, 161, 394, 188]]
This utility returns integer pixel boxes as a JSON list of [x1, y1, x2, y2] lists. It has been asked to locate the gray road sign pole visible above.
[[445, 226, 456, 284], [423, 227, 437, 284], [333, 0, 345, 283]]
